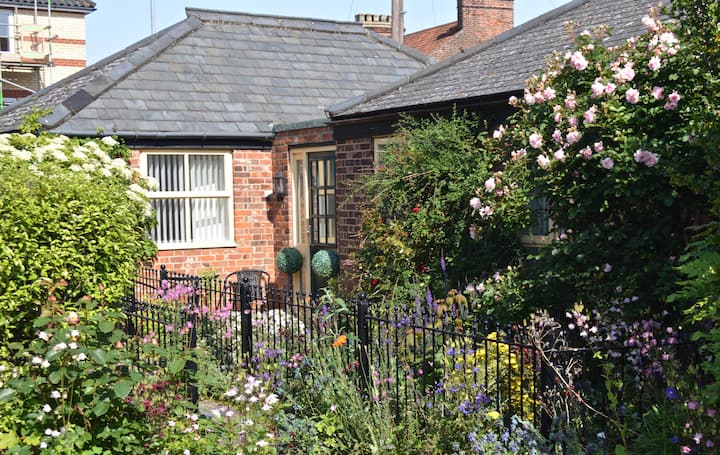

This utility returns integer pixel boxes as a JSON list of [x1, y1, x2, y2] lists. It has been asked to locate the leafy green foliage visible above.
[[355, 111, 529, 304], [0, 133, 156, 351]]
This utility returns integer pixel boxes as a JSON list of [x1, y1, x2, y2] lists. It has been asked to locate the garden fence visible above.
[[122, 265, 544, 428], [122, 266, 706, 439]]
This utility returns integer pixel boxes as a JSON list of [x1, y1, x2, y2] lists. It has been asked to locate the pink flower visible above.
[[634, 149, 659, 167], [584, 106, 597, 124], [668, 91, 681, 104], [603, 263, 613, 273], [648, 55, 661, 71], [493, 125, 505, 139], [570, 51, 588, 71], [554, 148, 566, 161], [681, 446, 691, 454], [568, 117, 578, 127], [508, 95, 518, 106], [660, 32, 678, 46], [664, 101, 678, 110], [511, 148, 527, 160], [470, 197, 482, 210], [566, 131, 581, 145], [565, 93, 577, 109], [652, 86, 665, 100], [484, 177, 496, 192], [591, 79, 605, 97], [614, 63, 636, 83], [543, 87, 557, 100], [626, 88, 640, 104], [537, 154, 551, 169], [604, 82, 617, 95], [552, 129, 563, 144], [642, 15, 659, 32], [469, 226, 477, 240], [602, 157, 614, 169], [579, 146, 592, 160], [554, 112, 563, 123], [667, 47, 678, 56], [479, 206, 493, 218], [534, 92, 546, 104], [529, 132, 543, 149], [524, 92, 536, 105], [594, 141, 604, 152]]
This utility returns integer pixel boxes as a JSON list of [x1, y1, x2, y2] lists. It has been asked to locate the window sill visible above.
[[519, 233, 557, 248], [156, 241, 238, 251]]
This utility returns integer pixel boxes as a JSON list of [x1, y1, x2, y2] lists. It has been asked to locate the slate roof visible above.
[[329, 0, 654, 118], [0, 8, 429, 138], [0, 0, 95, 12]]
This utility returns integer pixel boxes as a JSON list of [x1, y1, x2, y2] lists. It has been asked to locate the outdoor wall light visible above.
[[272, 170, 287, 201]]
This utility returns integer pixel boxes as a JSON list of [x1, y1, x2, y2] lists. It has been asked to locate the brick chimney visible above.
[[404, 0, 514, 60], [457, 0, 513, 44], [355, 14, 393, 38]]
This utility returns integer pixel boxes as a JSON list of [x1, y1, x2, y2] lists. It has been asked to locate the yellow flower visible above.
[[332, 334, 348, 348], [486, 410, 501, 420]]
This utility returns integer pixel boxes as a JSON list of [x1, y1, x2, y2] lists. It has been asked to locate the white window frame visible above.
[[373, 136, 396, 171], [140, 150, 235, 250], [0, 10, 14, 54], [520, 195, 557, 247]]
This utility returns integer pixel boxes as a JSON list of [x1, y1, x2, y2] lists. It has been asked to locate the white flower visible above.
[[40, 442, 48, 449], [484, 177, 496, 192], [168, 420, 176, 427], [100, 167, 112, 177], [72, 150, 88, 161], [225, 410, 235, 418], [11, 149, 32, 160], [54, 342, 68, 351], [224, 387, 238, 397], [41, 359, 50, 368], [42, 404, 51, 413], [256, 440, 269, 447], [73, 353, 87, 361], [69, 164, 82, 172], [101, 136, 119, 147], [144, 176, 160, 191], [38, 331, 50, 341], [51, 150, 68, 162], [183, 450, 190, 455], [51, 390, 61, 399], [32, 356, 43, 364], [70, 329, 79, 338], [68, 342, 77, 350]]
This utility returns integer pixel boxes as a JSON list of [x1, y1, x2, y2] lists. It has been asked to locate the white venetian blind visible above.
[[145, 153, 232, 247]]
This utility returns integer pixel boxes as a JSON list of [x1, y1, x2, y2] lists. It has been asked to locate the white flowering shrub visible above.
[[0, 133, 157, 352]]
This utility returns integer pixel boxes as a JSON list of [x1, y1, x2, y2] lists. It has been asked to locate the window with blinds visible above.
[[141, 152, 234, 249]]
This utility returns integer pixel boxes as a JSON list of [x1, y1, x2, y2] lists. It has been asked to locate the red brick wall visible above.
[[335, 137, 374, 264], [131, 148, 276, 282]]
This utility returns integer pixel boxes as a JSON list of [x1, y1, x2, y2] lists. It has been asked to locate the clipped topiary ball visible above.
[[311, 249, 340, 279], [276, 247, 303, 274]]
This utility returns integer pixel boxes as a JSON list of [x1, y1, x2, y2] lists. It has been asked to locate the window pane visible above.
[[152, 198, 187, 244], [529, 196, 550, 236], [147, 155, 184, 191], [191, 198, 229, 242], [189, 155, 224, 191]]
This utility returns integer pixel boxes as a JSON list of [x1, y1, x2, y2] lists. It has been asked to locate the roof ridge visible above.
[[328, 0, 589, 116], [23, 16, 203, 130], [186, 8, 370, 33]]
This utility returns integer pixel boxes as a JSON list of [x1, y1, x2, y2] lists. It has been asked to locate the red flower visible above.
[[370, 278, 379, 287], [417, 263, 428, 273], [412, 206, 420, 213]]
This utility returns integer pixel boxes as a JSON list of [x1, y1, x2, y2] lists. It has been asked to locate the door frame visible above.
[[289, 146, 336, 293]]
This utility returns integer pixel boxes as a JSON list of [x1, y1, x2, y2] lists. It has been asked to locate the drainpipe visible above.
[[391, 0, 403, 43]]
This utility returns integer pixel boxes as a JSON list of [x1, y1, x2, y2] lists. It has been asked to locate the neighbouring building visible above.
[[0, 0, 95, 106], [404, 0, 514, 60]]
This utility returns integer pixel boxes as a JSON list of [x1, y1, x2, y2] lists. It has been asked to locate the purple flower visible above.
[[687, 401, 699, 410], [665, 386, 680, 401]]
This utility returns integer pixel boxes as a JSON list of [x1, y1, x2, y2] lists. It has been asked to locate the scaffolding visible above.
[[0, 0, 56, 107]]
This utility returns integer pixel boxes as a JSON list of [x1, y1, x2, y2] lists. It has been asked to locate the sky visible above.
[[86, 0, 572, 65]]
